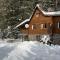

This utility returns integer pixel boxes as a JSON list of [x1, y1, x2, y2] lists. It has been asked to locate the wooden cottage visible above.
[[15, 4, 60, 44]]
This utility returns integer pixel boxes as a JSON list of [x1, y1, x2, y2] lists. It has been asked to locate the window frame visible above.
[[58, 22, 60, 29]]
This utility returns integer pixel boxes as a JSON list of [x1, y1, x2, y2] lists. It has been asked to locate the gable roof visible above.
[[14, 19, 30, 29], [14, 4, 60, 29], [36, 4, 60, 16]]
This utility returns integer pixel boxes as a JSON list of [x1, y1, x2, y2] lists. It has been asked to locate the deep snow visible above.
[[0, 41, 60, 60]]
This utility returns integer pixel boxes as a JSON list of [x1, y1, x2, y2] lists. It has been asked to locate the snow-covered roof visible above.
[[14, 4, 60, 29], [36, 4, 60, 16], [42, 11, 60, 16], [14, 19, 30, 29]]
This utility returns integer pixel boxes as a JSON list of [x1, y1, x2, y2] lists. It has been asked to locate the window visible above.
[[58, 22, 60, 28], [32, 23, 48, 30], [44, 24, 47, 28], [40, 24, 47, 29], [32, 24, 38, 30], [55, 22, 60, 29], [40, 24, 44, 29], [36, 14, 39, 17], [32, 25, 33, 30], [32, 24, 37, 30], [35, 12, 40, 17], [25, 24, 29, 28]]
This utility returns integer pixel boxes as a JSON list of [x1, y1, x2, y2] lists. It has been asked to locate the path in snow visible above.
[[0, 41, 60, 60]]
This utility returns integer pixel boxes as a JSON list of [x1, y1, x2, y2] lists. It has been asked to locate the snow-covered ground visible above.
[[0, 41, 60, 60]]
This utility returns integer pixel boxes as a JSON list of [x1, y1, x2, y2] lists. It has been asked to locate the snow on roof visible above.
[[42, 11, 60, 16], [14, 4, 60, 29], [14, 19, 30, 29], [36, 4, 60, 16]]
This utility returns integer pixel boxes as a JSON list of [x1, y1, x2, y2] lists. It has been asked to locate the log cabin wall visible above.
[[52, 17, 60, 44], [20, 15, 60, 35], [18, 7, 60, 44], [52, 16, 60, 34], [17, 6, 60, 44], [28, 8, 53, 35], [19, 27, 29, 34]]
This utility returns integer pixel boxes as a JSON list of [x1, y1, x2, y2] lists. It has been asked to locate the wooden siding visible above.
[[19, 8, 60, 35], [53, 17, 60, 34], [28, 9, 53, 34]]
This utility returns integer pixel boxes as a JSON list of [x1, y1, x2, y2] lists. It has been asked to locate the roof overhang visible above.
[[14, 4, 60, 29]]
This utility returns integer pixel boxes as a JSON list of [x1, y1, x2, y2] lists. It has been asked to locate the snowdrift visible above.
[[0, 41, 60, 60]]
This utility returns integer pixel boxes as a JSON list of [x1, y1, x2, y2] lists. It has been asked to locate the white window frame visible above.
[[58, 22, 60, 28], [32, 25, 33, 30], [41, 24, 44, 29]]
